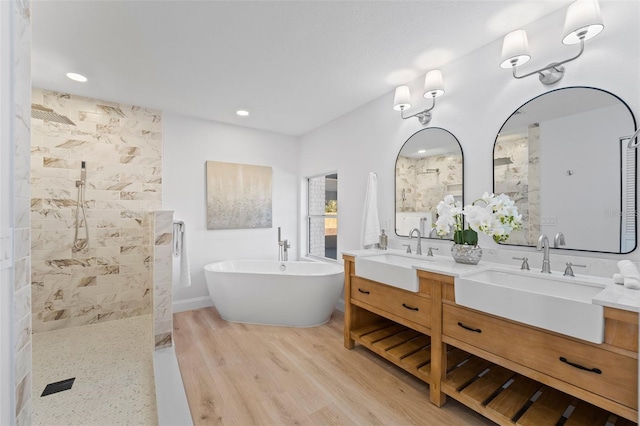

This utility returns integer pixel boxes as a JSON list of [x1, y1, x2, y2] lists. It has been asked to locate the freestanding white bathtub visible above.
[[204, 260, 344, 327]]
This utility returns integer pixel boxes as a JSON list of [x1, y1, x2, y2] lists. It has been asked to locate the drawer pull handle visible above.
[[402, 303, 419, 311], [559, 357, 602, 374], [457, 322, 482, 333], [358, 289, 370, 294]]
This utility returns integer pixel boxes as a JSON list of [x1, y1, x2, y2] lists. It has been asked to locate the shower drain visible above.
[[41, 377, 75, 397]]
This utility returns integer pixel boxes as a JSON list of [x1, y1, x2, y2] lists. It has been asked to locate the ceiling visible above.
[[500, 87, 626, 137], [31, 0, 571, 137]]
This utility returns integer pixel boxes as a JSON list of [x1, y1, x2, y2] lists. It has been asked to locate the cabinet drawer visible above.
[[352, 276, 431, 328], [443, 304, 637, 409]]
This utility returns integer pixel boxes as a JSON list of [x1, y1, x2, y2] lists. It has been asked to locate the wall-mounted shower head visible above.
[[31, 104, 76, 126], [80, 161, 86, 182]]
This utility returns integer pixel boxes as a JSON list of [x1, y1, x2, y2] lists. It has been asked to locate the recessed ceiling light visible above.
[[418, 149, 426, 153], [236, 110, 249, 117], [66, 72, 87, 82]]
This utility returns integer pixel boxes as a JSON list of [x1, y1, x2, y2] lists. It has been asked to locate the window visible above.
[[307, 173, 338, 260]]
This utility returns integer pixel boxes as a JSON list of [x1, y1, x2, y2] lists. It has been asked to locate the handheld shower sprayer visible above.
[[72, 161, 89, 252]]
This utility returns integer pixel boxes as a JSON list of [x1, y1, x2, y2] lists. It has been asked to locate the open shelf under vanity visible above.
[[352, 320, 636, 426]]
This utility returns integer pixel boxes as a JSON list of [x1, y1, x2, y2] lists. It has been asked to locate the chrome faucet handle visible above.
[[512, 256, 530, 270], [563, 262, 586, 277], [427, 247, 439, 257], [403, 244, 412, 254]]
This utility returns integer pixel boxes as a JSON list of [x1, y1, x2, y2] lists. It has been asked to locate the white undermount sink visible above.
[[355, 253, 433, 292], [455, 269, 605, 343]]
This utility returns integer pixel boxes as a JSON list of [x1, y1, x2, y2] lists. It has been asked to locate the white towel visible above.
[[613, 273, 624, 285], [175, 222, 191, 287], [617, 260, 640, 289], [361, 172, 381, 248]]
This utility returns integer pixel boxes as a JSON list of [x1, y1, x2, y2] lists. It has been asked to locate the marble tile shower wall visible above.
[[13, 1, 33, 424], [396, 154, 463, 214], [152, 211, 173, 349], [494, 125, 541, 246], [30, 88, 162, 333]]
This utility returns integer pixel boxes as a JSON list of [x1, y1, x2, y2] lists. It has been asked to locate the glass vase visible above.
[[451, 243, 482, 265]]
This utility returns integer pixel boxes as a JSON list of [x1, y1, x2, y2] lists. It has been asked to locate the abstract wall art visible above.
[[206, 161, 273, 230]]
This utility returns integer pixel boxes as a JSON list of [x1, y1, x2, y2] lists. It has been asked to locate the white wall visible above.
[[163, 112, 299, 308], [540, 104, 628, 252], [0, 2, 14, 423], [299, 2, 640, 273]]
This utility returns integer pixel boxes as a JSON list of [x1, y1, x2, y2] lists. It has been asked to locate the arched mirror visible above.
[[494, 87, 637, 253], [395, 127, 463, 238]]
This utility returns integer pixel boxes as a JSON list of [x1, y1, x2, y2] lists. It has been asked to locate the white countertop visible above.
[[343, 248, 485, 277], [342, 248, 640, 313], [592, 284, 640, 313]]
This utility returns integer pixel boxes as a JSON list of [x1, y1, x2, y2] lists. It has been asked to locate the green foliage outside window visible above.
[[325, 200, 337, 213]]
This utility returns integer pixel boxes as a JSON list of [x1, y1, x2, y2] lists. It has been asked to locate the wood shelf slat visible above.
[[485, 374, 541, 422], [387, 335, 431, 362], [446, 347, 471, 372], [350, 321, 394, 339], [515, 386, 574, 426], [460, 365, 515, 405], [564, 400, 611, 426], [372, 329, 422, 351], [616, 417, 640, 426], [359, 323, 407, 344], [445, 356, 492, 392], [402, 348, 432, 370]]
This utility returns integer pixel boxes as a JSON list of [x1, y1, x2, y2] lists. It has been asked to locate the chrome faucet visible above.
[[554, 232, 566, 248], [409, 228, 422, 255], [429, 226, 439, 238], [277, 227, 290, 261], [536, 234, 551, 273]]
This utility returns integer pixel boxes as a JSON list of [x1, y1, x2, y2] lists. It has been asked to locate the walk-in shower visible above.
[[72, 161, 88, 252]]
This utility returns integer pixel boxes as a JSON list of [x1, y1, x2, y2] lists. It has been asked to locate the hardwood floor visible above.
[[174, 307, 496, 425]]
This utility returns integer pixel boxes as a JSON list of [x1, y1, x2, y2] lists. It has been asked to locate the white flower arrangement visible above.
[[435, 192, 522, 244]]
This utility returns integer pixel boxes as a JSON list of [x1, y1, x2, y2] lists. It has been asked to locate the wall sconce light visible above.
[[500, 0, 604, 85], [393, 70, 445, 125]]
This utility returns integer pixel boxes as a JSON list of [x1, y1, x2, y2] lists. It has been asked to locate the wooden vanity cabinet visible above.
[[438, 278, 638, 423], [351, 276, 431, 330], [343, 255, 435, 384], [343, 255, 639, 425]]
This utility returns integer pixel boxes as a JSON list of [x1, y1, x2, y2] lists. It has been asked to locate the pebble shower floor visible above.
[[32, 315, 158, 425]]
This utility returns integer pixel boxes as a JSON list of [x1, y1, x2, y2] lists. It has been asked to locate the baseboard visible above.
[[173, 296, 213, 313], [175, 295, 342, 314]]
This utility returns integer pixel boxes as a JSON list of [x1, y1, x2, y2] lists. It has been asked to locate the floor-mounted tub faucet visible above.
[[277, 227, 290, 261], [537, 234, 551, 273]]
